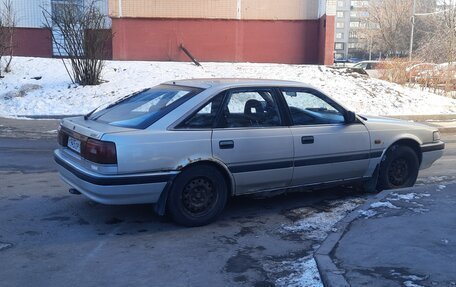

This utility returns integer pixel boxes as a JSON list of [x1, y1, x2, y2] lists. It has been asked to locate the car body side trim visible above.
[[294, 151, 382, 167], [228, 160, 294, 173], [227, 151, 383, 173], [421, 141, 445, 153], [54, 153, 177, 186]]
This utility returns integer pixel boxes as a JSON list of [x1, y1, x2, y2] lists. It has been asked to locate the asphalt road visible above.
[[0, 118, 455, 287]]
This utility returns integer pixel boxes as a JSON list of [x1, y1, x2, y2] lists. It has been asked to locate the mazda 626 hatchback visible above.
[[54, 79, 444, 226]]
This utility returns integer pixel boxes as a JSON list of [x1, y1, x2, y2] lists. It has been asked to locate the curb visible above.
[[313, 189, 394, 287]]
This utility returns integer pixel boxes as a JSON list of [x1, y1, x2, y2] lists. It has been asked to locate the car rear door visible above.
[[279, 88, 371, 186], [211, 88, 294, 194]]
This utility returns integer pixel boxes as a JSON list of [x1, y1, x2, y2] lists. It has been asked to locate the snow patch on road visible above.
[[282, 200, 361, 240], [389, 193, 418, 201], [404, 281, 425, 287], [275, 256, 323, 287], [370, 201, 400, 209], [437, 184, 447, 191], [358, 209, 378, 218]]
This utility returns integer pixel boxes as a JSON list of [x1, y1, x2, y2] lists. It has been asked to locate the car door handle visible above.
[[301, 136, 314, 144], [219, 140, 234, 149]]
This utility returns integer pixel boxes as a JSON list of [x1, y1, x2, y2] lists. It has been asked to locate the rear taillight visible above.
[[82, 139, 117, 164], [58, 129, 68, 146]]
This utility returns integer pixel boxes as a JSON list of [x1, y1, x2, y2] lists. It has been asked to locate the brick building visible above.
[[5, 0, 336, 65]]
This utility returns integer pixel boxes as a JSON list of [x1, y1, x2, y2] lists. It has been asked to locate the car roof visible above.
[[162, 78, 311, 90], [356, 61, 380, 64]]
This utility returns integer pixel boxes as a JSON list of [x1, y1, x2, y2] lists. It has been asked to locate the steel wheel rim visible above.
[[388, 158, 410, 186], [182, 177, 217, 216]]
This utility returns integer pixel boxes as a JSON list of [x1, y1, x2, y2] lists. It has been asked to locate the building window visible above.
[[336, 32, 344, 39], [350, 21, 360, 28], [335, 43, 344, 50], [337, 11, 344, 18], [338, 1, 344, 8], [349, 31, 358, 39], [336, 22, 345, 28], [350, 11, 357, 17], [352, 1, 369, 7]]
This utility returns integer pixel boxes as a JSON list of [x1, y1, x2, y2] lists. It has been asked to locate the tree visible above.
[[361, 0, 436, 57], [42, 0, 112, 85], [0, 0, 16, 77], [416, 1, 456, 63]]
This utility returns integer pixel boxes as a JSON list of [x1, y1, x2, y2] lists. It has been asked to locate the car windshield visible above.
[[89, 85, 202, 129]]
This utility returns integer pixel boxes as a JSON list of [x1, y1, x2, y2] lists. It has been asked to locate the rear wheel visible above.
[[167, 165, 228, 227], [378, 145, 419, 190]]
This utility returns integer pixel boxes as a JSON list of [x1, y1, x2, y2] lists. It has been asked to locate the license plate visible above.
[[67, 136, 81, 153]]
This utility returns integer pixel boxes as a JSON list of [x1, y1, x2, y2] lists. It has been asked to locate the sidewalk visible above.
[[316, 182, 456, 287], [0, 117, 59, 138]]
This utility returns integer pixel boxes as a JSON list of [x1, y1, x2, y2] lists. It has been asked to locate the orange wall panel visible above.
[[109, 0, 323, 20]]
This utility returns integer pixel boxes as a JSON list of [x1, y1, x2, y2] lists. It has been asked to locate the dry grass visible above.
[[377, 58, 456, 97]]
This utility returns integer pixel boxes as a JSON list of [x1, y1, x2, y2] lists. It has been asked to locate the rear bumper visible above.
[[54, 149, 178, 205], [420, 141, 445, 170]]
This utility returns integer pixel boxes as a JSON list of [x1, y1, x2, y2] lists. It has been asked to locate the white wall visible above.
[[1, 0, 109, 28], [2, 0, 50, 28], [319, 0, 337, 17]]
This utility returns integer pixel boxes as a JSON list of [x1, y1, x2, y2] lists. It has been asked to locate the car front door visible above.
[[212, 88, 294, 194], [280, 88, 371, 186]]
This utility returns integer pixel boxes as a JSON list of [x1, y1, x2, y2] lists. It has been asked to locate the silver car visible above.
[[54, 79, 444, 226]]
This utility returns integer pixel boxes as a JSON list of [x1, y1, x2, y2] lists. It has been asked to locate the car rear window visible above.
[[88, 85, 202, 129]]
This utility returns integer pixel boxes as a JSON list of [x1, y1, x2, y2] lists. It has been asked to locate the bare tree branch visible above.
[[42, 0, 112, 86], [0, 0, 16, 76]]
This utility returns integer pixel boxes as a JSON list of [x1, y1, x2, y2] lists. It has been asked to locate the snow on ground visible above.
[[282, 200, 361, 240], [370, 201, 400, 209], [274, 256, 323, 287], [1, 57, 456, 118]]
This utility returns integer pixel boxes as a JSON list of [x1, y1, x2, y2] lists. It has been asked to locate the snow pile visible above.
[[1, 57, 456, 118]]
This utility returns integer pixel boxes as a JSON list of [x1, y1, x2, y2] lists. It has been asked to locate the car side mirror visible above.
[[345, 111, 357, 124]]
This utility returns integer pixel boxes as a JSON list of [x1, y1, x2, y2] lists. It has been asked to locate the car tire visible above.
[[167, 164, 228, 227], [378, 145, 419, 190]]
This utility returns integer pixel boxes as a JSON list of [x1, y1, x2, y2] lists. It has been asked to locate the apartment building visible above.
[[334, 0, 370, 60], [4, 0, 336, 65]]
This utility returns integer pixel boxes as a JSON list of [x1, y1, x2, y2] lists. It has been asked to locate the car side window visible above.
[[281, 89, 345, 125], [218, 90, 282, 128], [177, 94, 224, 129]]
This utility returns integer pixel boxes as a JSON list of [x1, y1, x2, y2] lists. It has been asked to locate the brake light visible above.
[[82, 139, 117, 164], [58, 128, 68, 146]]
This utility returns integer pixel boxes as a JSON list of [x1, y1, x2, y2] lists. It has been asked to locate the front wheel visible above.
[[378, 145, 420, 190], [167, 165, 228, 227]]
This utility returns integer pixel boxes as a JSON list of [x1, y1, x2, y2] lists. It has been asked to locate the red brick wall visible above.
[[112, 18, 322, 64], [11, 28, 52, 57], [318, 15, 335, 65]]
